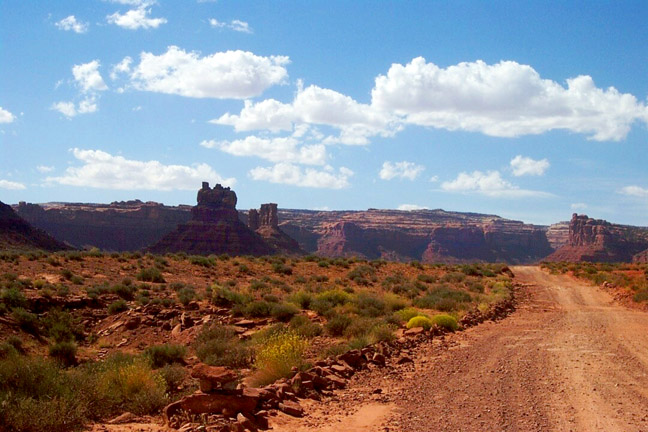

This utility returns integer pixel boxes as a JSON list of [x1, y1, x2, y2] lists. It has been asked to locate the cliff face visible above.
[[545, 214, 648, 262], [16, 201, 191, 251], [149, 183, 271, 256], [0, 201, 70, 251], [248, 204, 302, 255], [280, 209, 553, 264]]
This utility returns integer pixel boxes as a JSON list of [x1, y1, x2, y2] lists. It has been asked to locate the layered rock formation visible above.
[[248, 204, 302, 255], [0, 201, 70, 251], [148, 183, 271, 256], [280, 209, 553, 264], [545, 214, 648, 262], [16, 200, 191, 251], [633, 249, 648, 263]]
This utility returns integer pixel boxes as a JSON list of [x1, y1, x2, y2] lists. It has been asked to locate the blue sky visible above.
[[1, 0, 647, 226]]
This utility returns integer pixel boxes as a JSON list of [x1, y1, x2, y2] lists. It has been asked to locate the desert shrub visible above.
[[211, 285, 249, 306], [249, 279, 269, 292], [288, 291, 313, 309], [244, 301, 273, 318], [1, 286, 27, 309], [43, 309, 83, 343], [189, 255, 215, 267], [467, 281, 485, 293], [177, 287, 196, 306], [310, 274, 329, 282], [633, 289, 648, 303], [158, 364, 187, 393], [49, 341, 77, 366], [441, 271, 466, 283], [111, 283, 137, 300], [353, 293, 386, 317], [394, 307, 423, 323], [382, 293, 406, 312], [270, 302, 300, 322], [289, 315, 323, 338], [369, 323, 395, 344], [12, 308, 40, 334], [145, 344, 187, 368], [347, 265, 376, 285], [60, 268, 74, 280], [343, 317, 377, 338], [417, 274, 437, 283], [95, 355, 168, 415], [0, 355, 90, 432], [251, 330, 308, 386], [272, 262, 293, 275], [410, 260, 424, 269], [108, 299, 128, 315], [238, 264, 251, 274], [136, 267, 165, 283], [414, 286, 472, 311], [407, 316, 434, 330], [325, 314, 352, 336], [348, 336, 370, 349], [193, 324, 251, 367], [430, 314, 459, 332], [5, 336, 25, 354]]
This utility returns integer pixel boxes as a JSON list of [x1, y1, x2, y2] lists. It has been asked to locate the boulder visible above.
[[278, 400, 304, 417], [191, 364, 239, 393], [164, 392, 259, 422]]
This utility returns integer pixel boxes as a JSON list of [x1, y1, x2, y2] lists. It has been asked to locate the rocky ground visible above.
[[274, 267, 648, 432]]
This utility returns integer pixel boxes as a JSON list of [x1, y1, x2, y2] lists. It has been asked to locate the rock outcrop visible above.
[[148, 183, 271, 256], [634, 249, 648, 263], [0, 201, 70, 251], [283, 209, 553, 264], [16, 200, 191, 251], [545, 214, 648, 262], [247, 203, 302, 255]]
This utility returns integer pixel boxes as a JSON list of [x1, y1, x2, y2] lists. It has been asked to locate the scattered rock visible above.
[[279, 400, 304, 417], [108, 412, 140, 424]]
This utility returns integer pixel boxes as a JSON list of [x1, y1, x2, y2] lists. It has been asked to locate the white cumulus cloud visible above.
[[620, 185, 648, 198], [73, 60, 108, 92], [107, 7, 167, 30], [36, 165, 55, 173], [124, 46, 289, 99], [51, 96, 98, 118], [46, 148, 235, 190], [55, 15, 89, 33], [201, 136, 327, 166], [379, 161, 425, 180], [510, 155, 550, 176], [0, 107, 15, 123], [213, 82, 395, 144], [397, 204, 429, 211], [371, 57, 648, 141], [441, 170, 552, 198], [249, 162, 353, 189], [209, 18, 252, 33], [0, 180, 26, 190]]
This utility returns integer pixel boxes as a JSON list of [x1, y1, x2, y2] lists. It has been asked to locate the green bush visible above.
[[0, 355, 90, 432], [270, 302, 300, 322], [193, 324, 251, 367], [43, 309, 83, 343], [189, 255, 215, 267], [12, 308, 40, 334], [49, 341, 77, 366], [414, 286, 471, 311], [430, 314, 459, 332], [136, 267, 165, 283], [145, 344, 187, 368], [108, 300, 128, 315], [325, 314, 352, 336], [289, 315, 323, 338], [633, 289, 648, 303], [394, 307, 423, 323], [353, 293, 386, 317], [111, 283, 137, 300], [95, 355, 168, 415], [368, 323, 395, 344], [288, 291, 313, 309], [177, 287, 196, 306], [406, 316, 434, 330], [244, 301, 273, 318], [1, 286, 27, 309], [251, 330, 308, 386], [211, 285, 249, 306]]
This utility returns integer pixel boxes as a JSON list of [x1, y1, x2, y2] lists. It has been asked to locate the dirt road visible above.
[[275, 266, 648, 432]]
